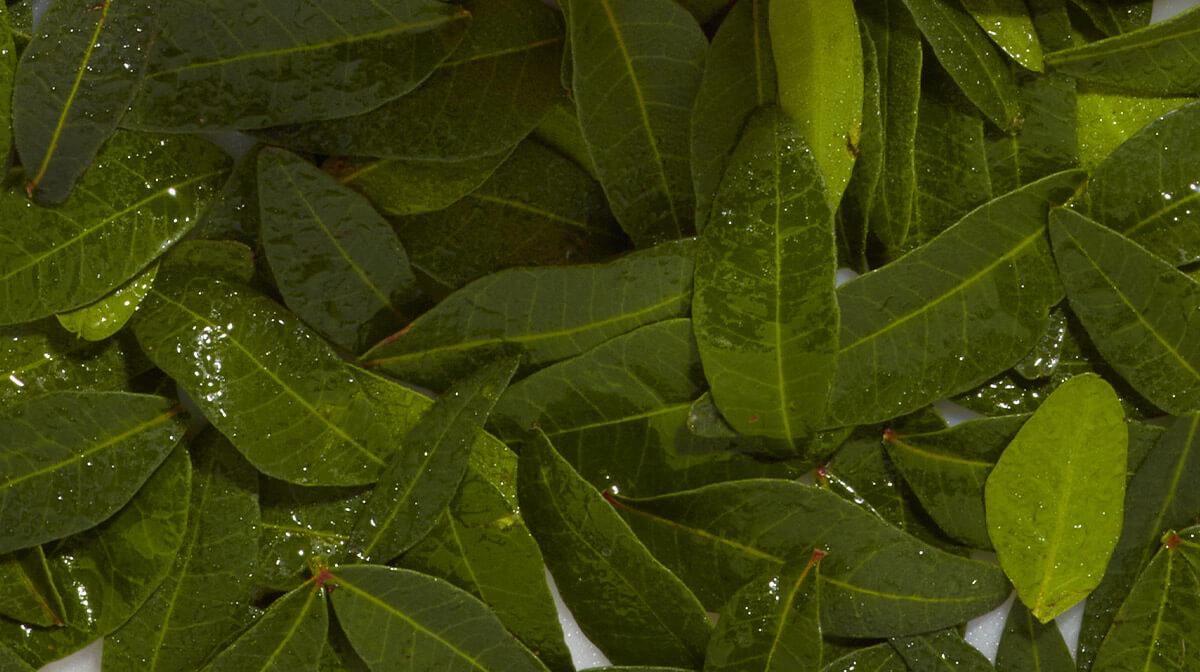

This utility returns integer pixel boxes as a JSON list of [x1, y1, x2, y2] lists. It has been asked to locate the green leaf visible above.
[[360, 239, 695, 391], [985, 70, 1078, 195], [55, 261, 158, 342], [827, 169, 1084, 427], [1091, 530, 1200, 672], [103, 430, 260, 672], [694, 106, 836, 442], [518, 431, 711, 667], [189, 146, 263, 247], [347, 357, 518, 563], [1045, 6, 1200, 96], [961, 0, 1045, 71], [1082, 99, 1200, 266], [690, 0, 776, 233], [566, 0, 706, 246], [902, 0, 1022, 131], [329, 564, 550, 672], [0, 319, 140, 409], [889, 630, 993, 672], [328, 149, 513, 217], [1077, 412, 1200, 670], [820, 643, 907, 672], [1076, 85, 1192, 169], [995, 600, 1074, 672], [257, 479, 368, 592], [703, 552, 826, 672], [770, 0, 862, 204], [0, 446, 191, 668], [0, 131, 230, 325], [123, 0, 469, 131], [13, 0, 157, 203], [1028, 0, 1076, 51], [490, 319, 807, 497], [0, 391, 185, 554], [609, 479, 1010, 637], [159, 240, 257, 285], [258, 147, 416, 353], [533, 100, 600, 180], [0, 546, 66, 626], [0, 643, 32, 672], [884, 414, 1027, 548], [1067, 0, 1150, 36], [0, 6, 14, 163], [985, 372, 1127, 622], [389, 140, 626, 293], [253, 0, 564, 161], [400, 469, 573, 672], [1050, 208, 1200, 415], [205, 581, 328, 672]]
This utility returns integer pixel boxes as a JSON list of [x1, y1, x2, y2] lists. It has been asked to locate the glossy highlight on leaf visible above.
[[55, 261, 158, 342]]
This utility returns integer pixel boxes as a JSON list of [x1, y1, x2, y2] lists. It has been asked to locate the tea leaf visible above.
[[329, 149, 513, 217], [961, 0, 1044, 71], [55, 261, 158, 342], [204, 581, 327, 672]]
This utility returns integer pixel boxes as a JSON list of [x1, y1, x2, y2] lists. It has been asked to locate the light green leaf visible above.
[[961, 0, 1045, 71], [0, 391, 185, 554], [1076, 84, 1192, 169], [328, 149, 514, 217], [567, 0, 707, 245], [55, 262, 158, 342], [204, 581, 327, 672], [694, 106, 836, 442], [985, 373, 1127, 622]]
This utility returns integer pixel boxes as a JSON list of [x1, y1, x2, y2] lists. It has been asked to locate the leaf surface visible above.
[[1076, 85, 1191, 169], [995, 600, 1074, 672], [0, 319, 139, 409], [694, 106, 836, 442], [55, 261, 157, 342], [204, 581, 327, 672], [329, 149, 512, 217], [257, 478, 368, 592], [985, 373, 1127, 622], [889, 630, 993, 672], [820, 643, 906, 672], [961, 0, 1044, 71], [0, 547, 65, 627], [518, 431, 711, 667]]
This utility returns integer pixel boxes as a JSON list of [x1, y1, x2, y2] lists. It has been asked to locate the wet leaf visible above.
[[961, 0, 1045, 71], [518, 431, 711, 667], [985, 70, 1078, 194], [360, 239, 696, 391], [123, 0, 469, 131], [329, 564, 550, 672], [566, 0, 706, 246], [1067, 0, 1150, 36], [889, 629, 993, 672], [770, 0, 862, 204], [0, 319, 140, 409], [258, 147, 416, 353], [985, 372, 1127, 622], [256, 478, 368, 592], [55, 261, 158, 342], [826, 170, 1084, 427], [103, 431, 260, 672], [694, 106, 837, 442], [609, 479, 1010, 637], [1075, 85, 1192, 168], [1051, 208, 1200, 415], [820, 643, 907, 672], [204, 581, 328, 672], [0, 546, 65, 627], [995, 600, 1074, 672], [0, 131, 230, 325], [0, 391, 185, 554], [328, 149, 513, 217]]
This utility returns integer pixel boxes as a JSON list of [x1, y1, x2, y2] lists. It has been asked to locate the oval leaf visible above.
[[55, 261, 157, 342], [204, 581, 327, 672], [961, 0, 1044, 71]]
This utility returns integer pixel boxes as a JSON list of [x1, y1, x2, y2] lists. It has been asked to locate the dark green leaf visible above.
[[328, 149, 513, 217], [258, 147, 416, 353], [566, 0, 706, 245], [827, 170, 1084, 427], [533, 100, 600, 180], [694, 106, 836, 442], [0, 319, 140, 409], [0, 6, 14, 166], [204, 581, 328, 672], [820, 643, 907, 672], [690, 0, 776, 233], [985, 70, 1078, 195], [610, 479, 1010, 637], [518, 431, 711, 668], [103, 430, 260, 672], [1067, 0, 1150, 36], [0, 131, 230, 325], [188, 146, 263, 247], [55, 261, 157, 341], [0, 546, 65, 626], [889, 630, 993, 672], [985, 373, 1127, 622], [257, 478, 368, 592], [123, 0, 469, 131], [360, 239, 695, 391], [995, 600, 1074, 672], [329, 564, 550, 672], [1051, 208, 1200, 415], [0, 643, 32, 672], [1028, 0, 1076, 52], [961, 0, 1044, 71], [0, 391, 185, 554]]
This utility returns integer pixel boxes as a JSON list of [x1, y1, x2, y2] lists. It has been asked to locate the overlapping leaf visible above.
[[55, 262, 158, 342], [961, 0, 1044, 71], [204, 580, 327, 672], [0, 547, 65, 626], [890, 630, 993, 672], [820, 643, 907, 672], [995, 601, 1074, 672], [329, 149, 513, 217], [0, 319, 140, 409]]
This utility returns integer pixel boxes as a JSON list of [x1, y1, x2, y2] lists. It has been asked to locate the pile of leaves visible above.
[[3, 0, 1200, 669]]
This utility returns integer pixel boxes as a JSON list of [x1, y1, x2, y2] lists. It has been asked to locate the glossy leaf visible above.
[[703, 551, 826, 672], [985, 373, 1127, 622], [690, 0, 776, 233], [347, 357, 518, 563], [1067, 0, 1150, 35], [985, 70, 1078, 195], [961, 0, 1044, 71], [518, 431, 711, 668], [0, 131, 230, 325], [258, 147, 416, 353], [0, 446, 190, 667], [820, 643, 907, 672], [205, 581, 327, 672], [826, 170, 1084, 427], [1077, 412, 1200, 670], [889, 630, 993, 672], [0, 546, 65, 626], [360, 239, 696, 390], [1050, 208, 1200, 415], [257, 478, 368, 592], [390, 140, 626, 293], [103, 431, 260, 672], [123, 0, 469, 131], [995, 600, 1074, 672], [328, 149, 512, 217], [0, 319, 140, 409], [567, 0, 706, 246], [55, 261, 157, 341], [0, 391, 185, 554], [902, 0, 1022, 131], [1082, 99, 1200, 266], [1075, 85, 1192, 169], [694, 106, 836, 442], [329, 564, 550, 672], [610, 479, 1010, 637], [1045, 7, 1200, 96]]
